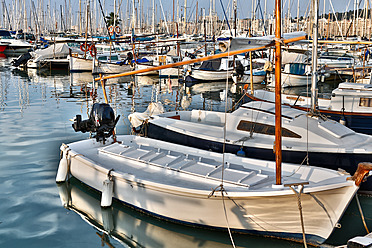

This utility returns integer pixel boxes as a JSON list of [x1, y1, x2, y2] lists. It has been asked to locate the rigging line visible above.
[[218, 0, 233, 37], [221, 45, 237, 248], [97, 0, 113, 40]]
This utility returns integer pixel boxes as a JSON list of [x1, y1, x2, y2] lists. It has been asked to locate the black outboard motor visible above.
[[72, 103, 120, 142], [11, 52, 32, 67]]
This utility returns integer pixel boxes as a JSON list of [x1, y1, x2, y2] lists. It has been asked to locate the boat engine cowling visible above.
[[72, 103, 120, 141]]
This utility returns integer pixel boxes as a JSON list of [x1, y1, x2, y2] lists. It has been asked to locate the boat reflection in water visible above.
[[57, 178, 296, 248]]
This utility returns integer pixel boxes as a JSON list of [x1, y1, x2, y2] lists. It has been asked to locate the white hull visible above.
[[93, 62, 132, 74], [58, 180, 246, 248], [136, 64, 159, 75], [69, 56, 131, 74], [59, 135, 359, 245], [191, 69, 233, 81], [241, 74, 266, 84], [69, 56, 92, 72], [136, 64, 182, 77], [267, 73, 311, 87]]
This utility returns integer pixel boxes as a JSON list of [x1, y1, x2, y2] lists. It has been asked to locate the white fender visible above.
[[101, 176, 114, 207], [56, 148, 69, 183]]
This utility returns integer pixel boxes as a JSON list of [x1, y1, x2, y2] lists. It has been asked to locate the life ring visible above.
[[80, 43, 90, 52], [114, 26, 121, 34], [108, 25, 114, 34], [90, 45, 97, 57]]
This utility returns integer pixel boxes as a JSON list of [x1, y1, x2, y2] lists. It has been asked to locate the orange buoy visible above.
[[90, 45, 97, 57], [108, 25, 114, 34], [114, 26, 121, 34], [80, 43, 90, 52]]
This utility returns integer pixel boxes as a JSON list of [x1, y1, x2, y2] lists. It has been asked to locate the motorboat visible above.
[[0, 30, 33, 55], [246, 82, 372, 135], [138, 101, 372, 192]]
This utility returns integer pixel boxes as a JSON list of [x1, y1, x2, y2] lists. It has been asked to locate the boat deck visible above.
[[98, 142, 271, 189]]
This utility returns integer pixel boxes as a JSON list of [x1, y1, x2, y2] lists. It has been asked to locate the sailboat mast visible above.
[[274, 0, 282, 185], [311, 0, 319, 112]]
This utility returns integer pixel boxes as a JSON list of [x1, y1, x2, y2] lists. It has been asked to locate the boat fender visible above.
[[90, 45, 97, 57], [101, 169, 114, 207], [237, 148, 246, 157], [56, 146, 70, 183], [339, 116, 346, 125]]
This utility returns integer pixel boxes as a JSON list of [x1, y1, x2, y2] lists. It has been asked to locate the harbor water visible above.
[[1, 56, 372, 248]]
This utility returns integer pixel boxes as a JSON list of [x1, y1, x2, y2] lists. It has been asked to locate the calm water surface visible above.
[[0, 56, 371, 248]]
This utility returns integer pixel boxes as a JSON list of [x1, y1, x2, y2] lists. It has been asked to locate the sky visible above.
[[1, 0, 362, 29]]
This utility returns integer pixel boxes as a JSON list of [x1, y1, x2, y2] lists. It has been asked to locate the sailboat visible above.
[[55, 1, 371, 245]]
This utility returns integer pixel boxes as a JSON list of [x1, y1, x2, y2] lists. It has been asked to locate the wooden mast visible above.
[[274, 0, 282, 185]]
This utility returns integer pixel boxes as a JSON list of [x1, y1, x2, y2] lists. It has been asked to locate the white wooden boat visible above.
[[57, 134, 370, 245], [69, 52, 132, 74], [136, 54, 184, 77], [241, 68, 267, 84], [267, 63, 312, 87], [189, 57, 248, 81], [93, 59, 132, 74], [69, 55, 93, 72]]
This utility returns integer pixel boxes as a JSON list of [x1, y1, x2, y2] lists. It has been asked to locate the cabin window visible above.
[[360, 98, 372, 107], [98, 56, 107, 61], [237, 120, 301, 138]]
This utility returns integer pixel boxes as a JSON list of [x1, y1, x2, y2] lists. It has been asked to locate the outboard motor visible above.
[[11, 52, 32, 67], [72, 103, 120, 142]]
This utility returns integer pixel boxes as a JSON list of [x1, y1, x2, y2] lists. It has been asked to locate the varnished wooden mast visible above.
[[274, 0, 282, 185]]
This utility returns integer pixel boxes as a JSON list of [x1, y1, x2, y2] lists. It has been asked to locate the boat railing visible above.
[[292, 92, 332, 106]]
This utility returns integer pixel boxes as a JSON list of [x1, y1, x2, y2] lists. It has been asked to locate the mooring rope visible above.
[[289, 185, 308, 248], [356, 194, 370, 233]]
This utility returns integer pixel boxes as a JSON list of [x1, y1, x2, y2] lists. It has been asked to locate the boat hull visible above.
[[93, 62, 132, 74], [60, 135, 358, 245], [190, 69, 233, 81], [267, 73, 311, 87], [245, 93, 372, 135], [0, 44, 8, 52], [69, 56, 92, 72]]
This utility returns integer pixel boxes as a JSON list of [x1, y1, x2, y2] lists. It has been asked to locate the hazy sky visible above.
[[1, 0, 362, 24]]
